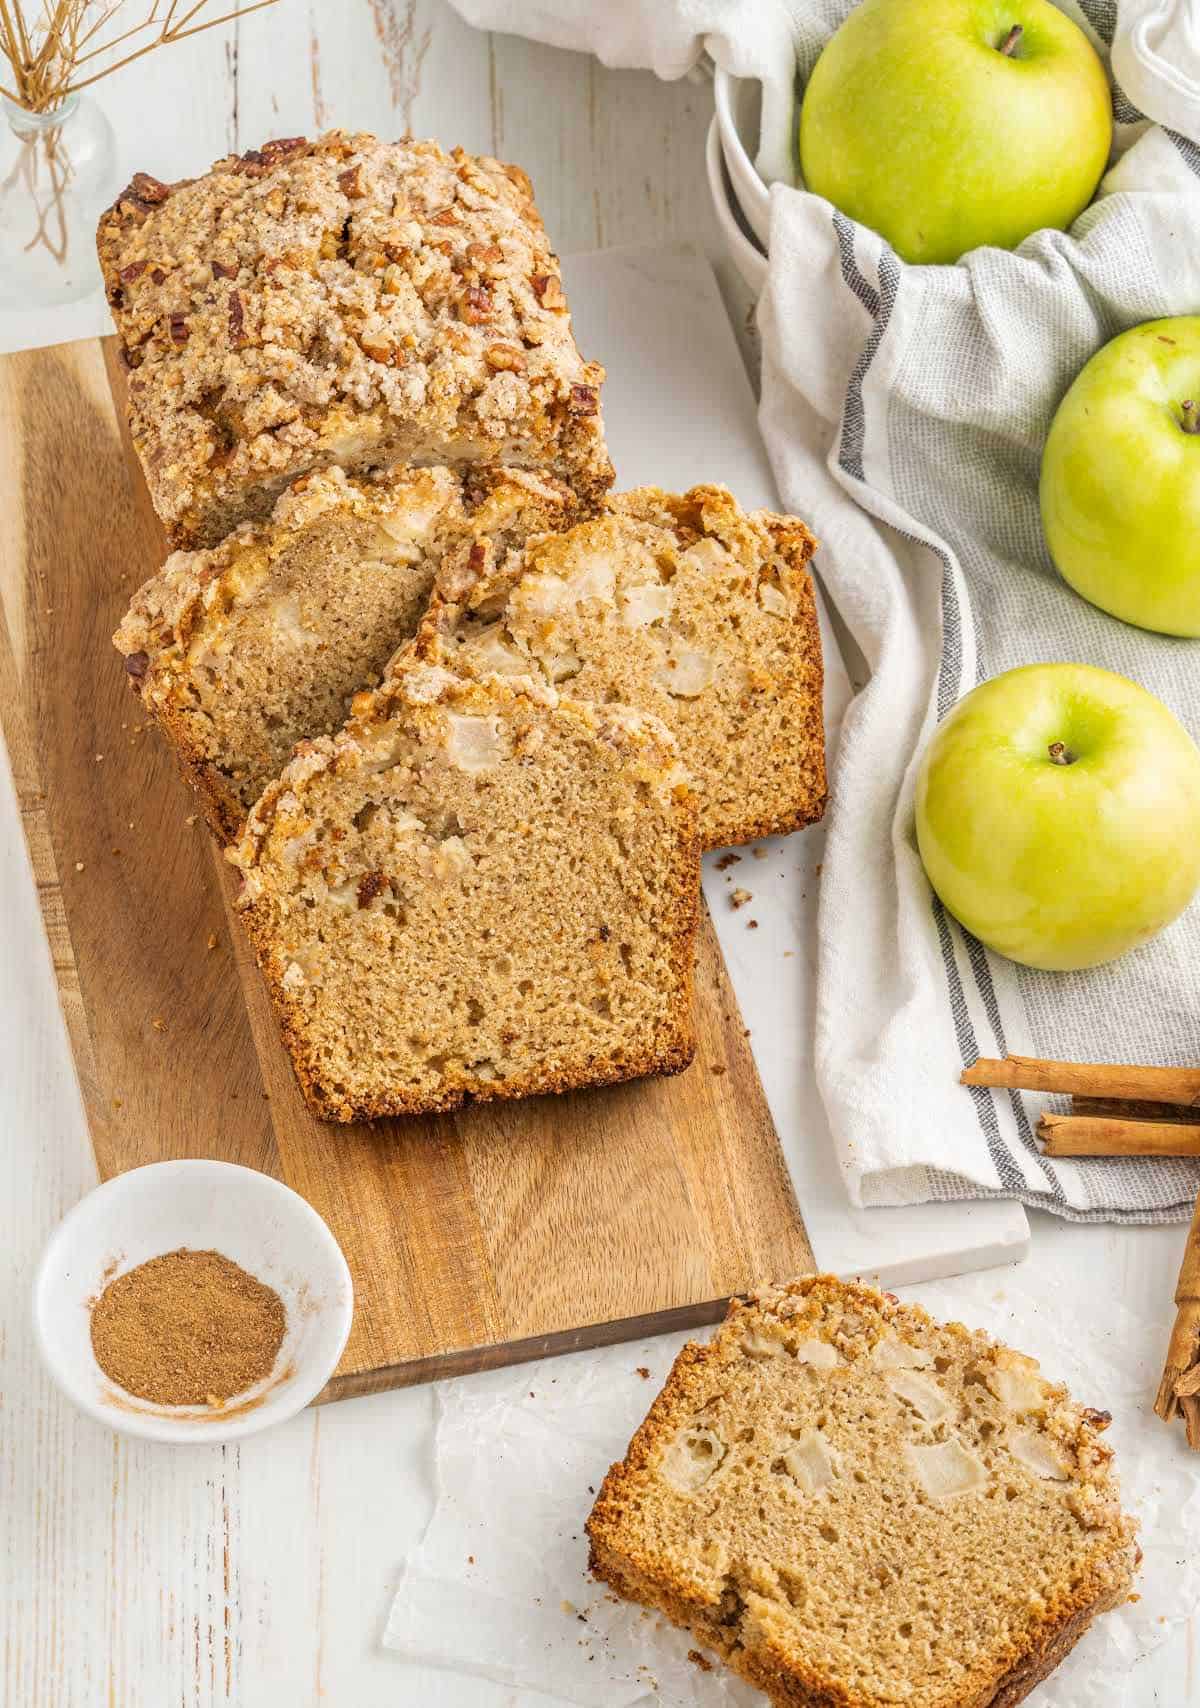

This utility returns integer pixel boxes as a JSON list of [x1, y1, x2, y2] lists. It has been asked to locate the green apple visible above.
[[798, 0, 1112, 267], [915, 663, 1200, 970], [1041, 317, 1200, 636]]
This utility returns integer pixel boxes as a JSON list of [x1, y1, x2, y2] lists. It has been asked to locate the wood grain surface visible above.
[[0, 333, 813, 1403]]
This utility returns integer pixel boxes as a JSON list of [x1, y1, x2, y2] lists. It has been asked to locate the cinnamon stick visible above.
[[1155, 1190, 1200, 1449], [1037, 1113, 1200, 1157], [962, 1055, 1200, 1106]]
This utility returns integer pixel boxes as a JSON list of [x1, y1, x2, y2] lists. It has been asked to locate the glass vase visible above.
[[0, 93, 119, 310]]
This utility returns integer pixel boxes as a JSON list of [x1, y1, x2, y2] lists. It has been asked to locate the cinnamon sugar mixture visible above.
[[90, 1248, 285, 1406]]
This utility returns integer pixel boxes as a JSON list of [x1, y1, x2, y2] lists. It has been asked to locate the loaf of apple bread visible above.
[[97, 131, 613, 547]]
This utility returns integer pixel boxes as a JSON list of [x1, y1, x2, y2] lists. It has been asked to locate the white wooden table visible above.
[[1, 4, 1195, 1703]]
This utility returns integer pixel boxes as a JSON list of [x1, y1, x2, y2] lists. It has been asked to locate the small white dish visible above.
[[713, 67, 771, 252], [706, 117, 768, 296], [33, 1160, 353, 1443]]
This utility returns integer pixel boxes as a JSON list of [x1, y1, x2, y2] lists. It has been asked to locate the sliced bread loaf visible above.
[[113, 464, 576, 842], [412, 484, 825, 849], [588, 1275, 1137, 1708], [229, 662, 700, 1121]]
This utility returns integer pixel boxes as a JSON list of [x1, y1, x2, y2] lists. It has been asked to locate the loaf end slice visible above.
[[113, 464, 577, 843], [587, 1276, 1138, 1708], [98, 131, 613, 547], [420, 483, 825, 850], [229, 664, 700, 1121]]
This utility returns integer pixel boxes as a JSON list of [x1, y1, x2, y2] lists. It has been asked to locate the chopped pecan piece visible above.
[[531, 272, 565, 310], [485, 343, 526, 372], [360, 329, 394, 363], [461, 283, 493, 324], [228, 291, 246, 344], [357, 870, 388, 908], [238, 136, 308, 175], [123, 650, 150, 680], [429, 206, 459, 227], [119, 260, 148, 284], [129, 171, 170, 205], [502, 162, 534, 199], [212, 259, 238, 280], [168, 313, 190, 346], [150, 266, 166, 285], [338, 164, 366, 198], [568, 383, 598, 416], [466, 241, 504, 268]]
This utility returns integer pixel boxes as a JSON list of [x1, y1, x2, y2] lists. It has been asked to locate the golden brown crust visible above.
[[587, 1277, 1137, 1708], [98, 131, 613, 547]]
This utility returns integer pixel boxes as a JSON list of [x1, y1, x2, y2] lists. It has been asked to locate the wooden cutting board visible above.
[[0, 332, 813, 1402]]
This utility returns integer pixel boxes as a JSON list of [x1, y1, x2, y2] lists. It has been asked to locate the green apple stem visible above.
[[998, 24, 1024, 55], [1048, 741, 1075, 766], [1181, 399, 1200, 435]]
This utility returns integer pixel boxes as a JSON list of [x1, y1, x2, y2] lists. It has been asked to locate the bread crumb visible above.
[[151, 1017, 167, 1032], [561, 1600, 577, 1615], [715, 853, 741, 871], [751, 846, 767, 860], [711, 1063, 726, 1075], [206, 933, 219, 951], [688, 1650, 713, 1672], [747, 919, 759, 930], [731, 888, 751, 909], [74, 861, 85, 871], [636, 1366, 651, 1380], [185, 814, 197, 826]]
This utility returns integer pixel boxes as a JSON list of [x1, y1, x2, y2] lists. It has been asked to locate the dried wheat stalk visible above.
[[0, 0, 280, 114]]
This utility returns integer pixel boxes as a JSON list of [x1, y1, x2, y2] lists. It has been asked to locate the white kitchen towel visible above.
[[451, 0, 1200, 1222], [447, 0, 1200, 180]]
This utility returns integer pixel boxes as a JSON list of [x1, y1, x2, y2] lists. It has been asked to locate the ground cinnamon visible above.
[[90, 1248, 286, 1406]]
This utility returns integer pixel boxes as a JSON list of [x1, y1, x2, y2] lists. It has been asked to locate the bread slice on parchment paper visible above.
[[588, 1275, 1138, 1708]]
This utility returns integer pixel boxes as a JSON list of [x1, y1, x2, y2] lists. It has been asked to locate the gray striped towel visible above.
[[758, 8, 1200, 1219]]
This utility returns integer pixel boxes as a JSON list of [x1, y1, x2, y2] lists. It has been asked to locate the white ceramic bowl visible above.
[[705, 117, 767, 297], [33, 1160, 353, 1443], [713, 68, 771, 252]]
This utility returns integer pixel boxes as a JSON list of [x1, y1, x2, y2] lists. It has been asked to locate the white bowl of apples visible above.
[[709, 0, 1114, 285]]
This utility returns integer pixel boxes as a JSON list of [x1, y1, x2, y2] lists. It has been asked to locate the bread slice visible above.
[[588, 1276, 1138, 1708], [412, 484, 826, 849], [228, 662, 700, 1122], [113, 464, 576, 843]]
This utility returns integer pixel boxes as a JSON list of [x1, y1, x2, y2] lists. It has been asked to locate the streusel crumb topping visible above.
[[98, 130, 609, 539]]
